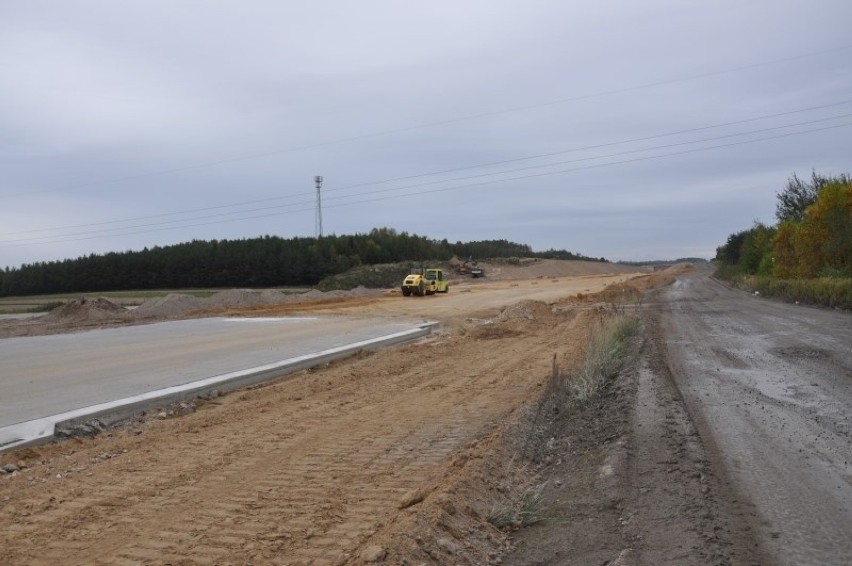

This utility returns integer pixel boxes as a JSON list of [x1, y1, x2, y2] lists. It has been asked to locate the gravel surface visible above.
[[658, 272, 852, 565]]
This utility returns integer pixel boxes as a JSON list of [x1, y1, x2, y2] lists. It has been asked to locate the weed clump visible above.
[[741, 276, 852, 310], [487, 483, 546, 531], [567, 313, 638, 405]]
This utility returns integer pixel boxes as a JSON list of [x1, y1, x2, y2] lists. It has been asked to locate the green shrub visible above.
[[744, 276, 852, 309], [27, 301, 66, 313], [316, 262, 422, 291]]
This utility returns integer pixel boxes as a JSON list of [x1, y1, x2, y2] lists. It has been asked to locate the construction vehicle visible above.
[[456, 256, 484, 278], [401, 267, 449, 296]]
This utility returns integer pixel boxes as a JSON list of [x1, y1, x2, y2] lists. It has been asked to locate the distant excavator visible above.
[[456, 256, 485, 278]]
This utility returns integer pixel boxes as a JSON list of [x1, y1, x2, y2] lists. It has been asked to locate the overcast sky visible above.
[[1, 1, 850, 268]]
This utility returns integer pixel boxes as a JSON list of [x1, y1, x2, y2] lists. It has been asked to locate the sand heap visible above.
[[132, 287, 384, 320], [310, 286, 377, 299], [131, 293, 207, 319], [205, 289, 289, 310], [497, 299, 555, 323], [42, 298, 130, 324]]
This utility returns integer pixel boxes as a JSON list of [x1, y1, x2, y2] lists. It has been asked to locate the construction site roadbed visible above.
[[0, 316, 437, 451], [10, 267, 829, 564]]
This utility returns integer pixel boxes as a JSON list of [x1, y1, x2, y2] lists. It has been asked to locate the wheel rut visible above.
[[2, 313, 567, 565]]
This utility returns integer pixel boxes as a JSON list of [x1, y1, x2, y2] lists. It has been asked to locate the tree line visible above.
[[715, 171, 852, 278], [0, 228, 604, 297]]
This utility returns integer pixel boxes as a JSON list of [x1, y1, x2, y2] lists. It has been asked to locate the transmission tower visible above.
[[314, 175, 323, 238]]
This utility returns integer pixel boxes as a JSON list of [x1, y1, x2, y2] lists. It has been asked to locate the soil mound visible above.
[[348, 285, 376, 297], [206, 289, 288, 310], [132, 293, 207, 319], [43, 298, 129, 324], [620, 263, 695, 292], [268, 287, 383, 304], [497, 300, 555, 323], [133, 287, 385, 319], [299, 289, 326, 300], [473, 259, 637, 281]]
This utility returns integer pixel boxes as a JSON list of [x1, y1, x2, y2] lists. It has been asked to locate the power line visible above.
[[321, 112, 852, 200], [4, 97, 851, 238], [3, 112, 850, 244], [2, 43, 849, 200], [3, 119, 849, 249], [322, 98, 852, 194]]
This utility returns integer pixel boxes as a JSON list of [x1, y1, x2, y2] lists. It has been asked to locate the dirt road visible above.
[[654, 273, 852, 565]]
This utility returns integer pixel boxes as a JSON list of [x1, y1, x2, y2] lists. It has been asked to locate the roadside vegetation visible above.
[[316, 261, 422, 291], [488, 304, 638, 535], [0, 228, 604, 297], [567, 312, 639, 404], [488, 483, 547, 531], [715, 171, 852, 309], [25, 301, 65, 313]]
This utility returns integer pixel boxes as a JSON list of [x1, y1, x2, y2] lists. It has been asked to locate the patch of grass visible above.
[[317, 261, 457, 291], [523, 309, 638, 462], [487, 483, 546, 531], [567, 313, 638, 405], [716, 270, 852, 310], [745, 276, 852, 310], [26, 300, 66, 313], [713, 264, 740, 281], [317, 262, 415, 291]]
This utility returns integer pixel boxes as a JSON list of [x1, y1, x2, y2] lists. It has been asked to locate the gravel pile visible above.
[[42, 298, 130, 323], [132, 294, 207, 319], [205, 289, 288, 309], [131, 287, 385, 320], [497, 300, 554, 323]]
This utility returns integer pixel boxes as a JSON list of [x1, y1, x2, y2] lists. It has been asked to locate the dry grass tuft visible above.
[[567, 313, 638, 404]]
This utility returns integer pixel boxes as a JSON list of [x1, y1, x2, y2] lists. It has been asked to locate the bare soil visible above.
[[0, 262, 780, 565]]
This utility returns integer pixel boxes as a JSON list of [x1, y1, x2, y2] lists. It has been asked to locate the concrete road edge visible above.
[[0, 322, 438, 453]]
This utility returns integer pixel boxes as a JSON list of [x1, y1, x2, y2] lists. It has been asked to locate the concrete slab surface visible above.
[[0, 316, 434, 449]]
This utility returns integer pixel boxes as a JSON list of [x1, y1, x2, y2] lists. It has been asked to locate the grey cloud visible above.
[[0, 0, 850, 267]]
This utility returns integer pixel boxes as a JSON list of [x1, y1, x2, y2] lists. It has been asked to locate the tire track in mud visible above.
[[1, 315, 568, 564], [655, 274, 852, 565], [625, 310, 762, 566]]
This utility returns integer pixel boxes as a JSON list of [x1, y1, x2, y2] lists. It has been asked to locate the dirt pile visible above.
[[621, 263, 694, 292], [132, 293, 207, 319], [133, 287, 387, 320], [42, 298, 130, 324], [0, 287, 393, 338], [497, 300, 556, 323], [472, 259, 639, 281], [205, 289, 288, 310], [314, 286, 378, 299], [564, 263, 696, 307]]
